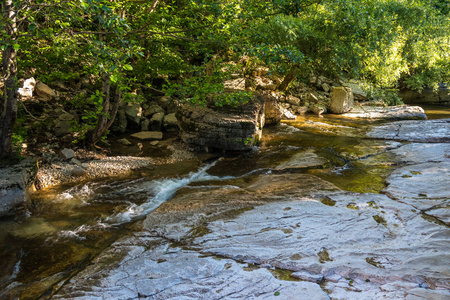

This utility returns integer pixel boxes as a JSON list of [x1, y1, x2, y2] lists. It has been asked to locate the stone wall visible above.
[[399, 83, 450, 104]]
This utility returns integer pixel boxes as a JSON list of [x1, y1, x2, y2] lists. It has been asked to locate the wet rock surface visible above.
[[44, 117, 450, 299]]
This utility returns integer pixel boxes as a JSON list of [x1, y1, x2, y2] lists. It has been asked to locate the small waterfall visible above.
[[104, 161, 232, 225]]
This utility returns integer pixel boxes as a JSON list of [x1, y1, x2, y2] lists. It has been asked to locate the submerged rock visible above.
[[275, 150, 328, 171]]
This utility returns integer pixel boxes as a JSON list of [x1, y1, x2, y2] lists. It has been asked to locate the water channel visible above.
[[1, 105, 449, 299]]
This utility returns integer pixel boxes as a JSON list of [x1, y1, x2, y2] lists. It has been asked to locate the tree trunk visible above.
[[278, 64, 301, 92], [0, 0, 18, 159], [87, 74, 122, 146]]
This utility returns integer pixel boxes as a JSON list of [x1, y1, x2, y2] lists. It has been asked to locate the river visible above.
[[0, 105, 449, 299]]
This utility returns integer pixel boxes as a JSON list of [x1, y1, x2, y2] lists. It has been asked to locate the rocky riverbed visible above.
[[49, 118, 450, 300]]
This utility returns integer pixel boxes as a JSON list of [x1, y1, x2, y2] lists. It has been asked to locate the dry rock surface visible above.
[[35, 156, 154, 189], [342, 105, 427, 120]]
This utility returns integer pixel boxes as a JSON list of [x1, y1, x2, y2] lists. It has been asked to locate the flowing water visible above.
[[1, 105, 449, 299]]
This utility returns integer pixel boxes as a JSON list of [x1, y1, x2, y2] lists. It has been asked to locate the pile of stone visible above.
[[110, 95, 179, 135], [17, 77, 180, 149]]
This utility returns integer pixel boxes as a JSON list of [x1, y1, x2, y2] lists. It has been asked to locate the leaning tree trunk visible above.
[[0, 0, 18, 159], [278, 64, 301, 92], [87, 74, 122, 146]]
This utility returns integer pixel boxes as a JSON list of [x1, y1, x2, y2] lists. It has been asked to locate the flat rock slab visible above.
[[195, 193, 450, 299], [383, 162, 450, 212], [342, 105, 427, 120], [368, 119, 450, 142], [130, 131, 163, 141], [275, 150, 328, 170], [53, 236, 329, 300], [391, 143, 450, 164]]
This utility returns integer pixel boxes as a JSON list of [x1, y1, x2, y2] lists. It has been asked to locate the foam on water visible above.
[[105, 161, 233, 225]]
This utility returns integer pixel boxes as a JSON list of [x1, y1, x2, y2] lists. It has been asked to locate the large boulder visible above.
[[177, 96, 265, 152], [330, 86, 354, 114], [0, 159, 36, 217], [342, 105, 427, 120], [157, 96, 178, 114], [125, 103, 142, 128], [143, 104, 165, 118]]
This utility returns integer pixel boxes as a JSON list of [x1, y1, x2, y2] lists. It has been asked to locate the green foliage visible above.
[[164, 59, 253, 107], [10, 109, 29, 158], [366, 87, 403, 106], [3, 0, 450, 150]]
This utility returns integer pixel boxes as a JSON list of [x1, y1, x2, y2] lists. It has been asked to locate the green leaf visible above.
[[13, 44, 20, 51], [123, 64, 133, 71]]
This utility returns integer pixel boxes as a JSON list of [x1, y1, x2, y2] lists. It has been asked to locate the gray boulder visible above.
[[342, 105, 427, 120], [143, 104, 165, 118], [150, 112, 165, 131], [163, 113, 179, 132], [0, 159, 36, 217], [125, 103, 142, 127], [60, 148, 75, 160]]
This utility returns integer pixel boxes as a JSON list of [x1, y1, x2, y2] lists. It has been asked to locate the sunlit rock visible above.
[[35, 81, 56, 100], [275, 150, 328, 171], [368, 119, 450, 142], [330, 86, 354, 114], [343, 105, 427, 120], [125, 103, 142, 127]]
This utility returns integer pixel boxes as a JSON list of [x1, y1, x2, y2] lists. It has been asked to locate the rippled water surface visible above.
[[0, 105, 448, 299]]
